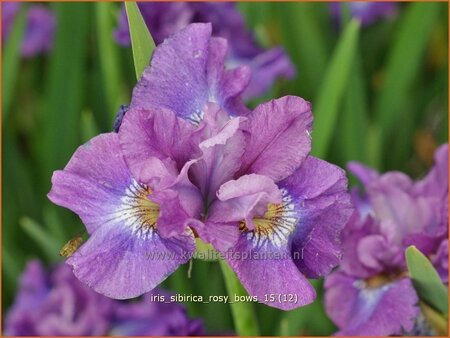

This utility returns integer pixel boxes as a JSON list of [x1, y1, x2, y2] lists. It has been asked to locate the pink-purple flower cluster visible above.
[[5, 260, 204, 336], [114, 2, 295, 100], [2, 2, 55, 58], [324, 144, 448, 335], [48, 23, 353, 310], [329, 2, 397, 26]]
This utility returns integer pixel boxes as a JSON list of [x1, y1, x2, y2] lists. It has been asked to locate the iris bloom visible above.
[[325, 144, 448, 335], [114, 2, 295, 100], [49, 23, 353, 310], [5, 261, 204, 336], [2, 2, 55, 57], [330, 2, 397, 26]]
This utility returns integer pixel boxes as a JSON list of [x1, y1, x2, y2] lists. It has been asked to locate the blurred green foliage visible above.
[[2, 2, 448, 336]]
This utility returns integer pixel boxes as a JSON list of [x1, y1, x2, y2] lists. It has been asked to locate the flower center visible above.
[[119, 180, 160, 238], [239, 189, 298, 247]]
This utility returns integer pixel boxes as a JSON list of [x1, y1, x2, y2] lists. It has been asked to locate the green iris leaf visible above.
[[125, 2, 155, 80], [405, 245, 448, 317]]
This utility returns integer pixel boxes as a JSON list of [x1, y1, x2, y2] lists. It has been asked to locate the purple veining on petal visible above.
[[237, 96, 313, 182], [48, 133, 199, 298], [129, 23, 250, 122]]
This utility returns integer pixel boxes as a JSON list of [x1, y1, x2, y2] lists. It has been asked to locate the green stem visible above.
[[219, 260, 260, 336]]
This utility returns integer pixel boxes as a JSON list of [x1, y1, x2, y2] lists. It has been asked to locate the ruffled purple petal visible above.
[[130, 23, 249, 122], [348, 161, 380, 186], [67, 224, 195, 299], [368, 172, 439, 247], [191, 103, 246, 203], [212, 174, 282, 229], [238, 96, 313, 182], [279, 156, 353, 278], [48, 133, 137, 234], [340, 215, 383, 278], [119, 106, 198, 177], [48, 133, 197, 298], [207, 37, 251, 116], [190, 219, 240, 253], [413, 144, 448, 198], [325, 272, 420, 336]]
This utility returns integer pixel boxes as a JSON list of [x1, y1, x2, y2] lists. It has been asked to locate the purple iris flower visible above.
[[128, 23, 251, 123], [2, 2, 20, 41], [1, 2, 55, 58], [188, 98, 353, 310], [48, 130, 201, 299], [114, 2, 295, 100], [49, 23, 353, 310], [325, 144, 448, 336], [5, 260, 204, 336], [330, 2, 397, 26], [111, 291, 204, 336]]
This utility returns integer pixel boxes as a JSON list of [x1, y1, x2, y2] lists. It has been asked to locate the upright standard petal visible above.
[[213, 174, 282, 229], [190, 103, 246, 203], [130, 23, 249, 122], [48, 133, 196, 298], [119, 106, 198, 177], [237, 96, 313, 182]]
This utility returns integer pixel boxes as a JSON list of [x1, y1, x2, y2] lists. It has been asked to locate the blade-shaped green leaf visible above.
[[405, 245, 448, 316], [39, 2, 89, 196], [2, 6, 26, 118], [96, 2, 125, 120], [20, 217, 61, 263], [338, 48, 368, 166], [374, 2, 440, 165], [125, 2, 155, 80], [311, 19, 360, 158], [219, 260, 260, 336], [80, 109, 100, 143], [276, 2, 331, 99]]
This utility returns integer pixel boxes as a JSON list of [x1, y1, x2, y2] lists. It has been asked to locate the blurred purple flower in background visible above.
[[4, 260, 204, 336], [114, 2, 295, 100], [325, 144, 448, 336], [1, 2, 55, 57], [2, 2, 20, 41], [330, 2, 397, 26]]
